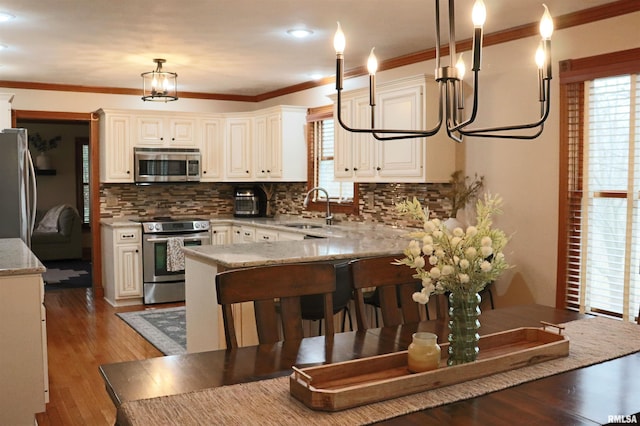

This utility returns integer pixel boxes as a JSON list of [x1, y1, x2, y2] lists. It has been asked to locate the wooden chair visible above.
[[216, 262, 336, 348], [350, 254, 429, 330]]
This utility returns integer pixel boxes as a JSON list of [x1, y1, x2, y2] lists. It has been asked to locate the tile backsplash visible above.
[[100, 181, 452, 226]]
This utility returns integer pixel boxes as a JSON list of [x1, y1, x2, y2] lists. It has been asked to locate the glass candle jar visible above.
[[407, 332, 441, 373]]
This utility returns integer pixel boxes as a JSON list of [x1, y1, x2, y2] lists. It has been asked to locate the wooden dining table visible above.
[[100, 304, 640, 425]]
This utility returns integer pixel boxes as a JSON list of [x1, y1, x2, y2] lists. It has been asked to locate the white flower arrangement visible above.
[[394, 194, 510, 304]]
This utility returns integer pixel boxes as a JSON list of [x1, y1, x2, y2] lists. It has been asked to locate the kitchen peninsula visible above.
[[183, 221, 410, 353]]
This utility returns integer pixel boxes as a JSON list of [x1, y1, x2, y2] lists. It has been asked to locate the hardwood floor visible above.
[[35, 287, 183, 425]]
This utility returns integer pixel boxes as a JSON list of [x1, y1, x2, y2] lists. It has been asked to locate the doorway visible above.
[[14, 110, 102, 297]]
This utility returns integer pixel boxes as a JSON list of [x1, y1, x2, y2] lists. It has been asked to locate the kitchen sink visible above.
[[283, 223, 324, 229]]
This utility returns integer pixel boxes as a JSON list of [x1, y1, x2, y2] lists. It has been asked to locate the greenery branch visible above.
[[446, 170, 484, 218], [29, 133, 61, 153]]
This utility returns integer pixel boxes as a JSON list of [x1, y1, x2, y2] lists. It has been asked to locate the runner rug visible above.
[[117, 317, 640, 425], [116, 307, 186, 356]]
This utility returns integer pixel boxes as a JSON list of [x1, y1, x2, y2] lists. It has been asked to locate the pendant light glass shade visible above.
[[141, 58, 178, 102]]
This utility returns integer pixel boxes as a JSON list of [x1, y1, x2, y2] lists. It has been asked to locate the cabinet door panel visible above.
[[253, 115, 268, 179], [170, 118, 196, 146], [137, 116, 164, 145], [265, 113, 282, 178], [225, 118, 252, 179], [377, 86, 424, 178], [101, 114, 133, 182], [334, 99, 354, 179], [200, 119, 223, 181], [353, 96, 377, 178], [116, 245, 142, 297]]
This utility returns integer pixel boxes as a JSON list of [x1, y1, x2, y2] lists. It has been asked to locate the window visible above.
[[75, 137, 90, 227], [558, 48, 640, 322], [306, 105, 358, 214]]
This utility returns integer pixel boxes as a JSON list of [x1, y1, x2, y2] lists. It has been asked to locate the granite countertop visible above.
[[100, 215, 413, 239], [101, 215, 415, 267], [183, 234, 410, 268], [0, 238, 46, 277], [100, 217, 143, 228]]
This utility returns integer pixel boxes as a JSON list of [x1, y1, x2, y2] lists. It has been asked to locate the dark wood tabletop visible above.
[[100, 305, 640, 425]]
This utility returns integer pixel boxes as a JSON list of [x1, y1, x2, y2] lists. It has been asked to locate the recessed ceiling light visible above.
[[287, 28, 313, 39], [0, 13, 15, 22]]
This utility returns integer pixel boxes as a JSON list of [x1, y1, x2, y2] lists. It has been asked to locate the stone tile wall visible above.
[[100, 181, 452, 226]]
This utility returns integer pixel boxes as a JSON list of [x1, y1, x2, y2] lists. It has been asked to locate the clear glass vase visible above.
[[447, 291, 481, 366]]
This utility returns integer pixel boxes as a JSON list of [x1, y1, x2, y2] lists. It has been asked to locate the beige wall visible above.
[[1, 12, 638, 307]]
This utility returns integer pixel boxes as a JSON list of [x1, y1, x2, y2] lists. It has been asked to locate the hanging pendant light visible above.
[[141, 59, 178, 102], [333, 0, 554, 142]]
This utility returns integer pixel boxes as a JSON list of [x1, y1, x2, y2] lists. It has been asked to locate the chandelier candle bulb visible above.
[[540, 4, 554, 80], [471, 0, 485, 71], [334, 22, 345, 91], [367, 48, 378, 107], [407, 332, 441, 373]]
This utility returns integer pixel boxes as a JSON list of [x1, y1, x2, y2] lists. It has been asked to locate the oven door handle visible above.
[[145, 236, 210, 243]]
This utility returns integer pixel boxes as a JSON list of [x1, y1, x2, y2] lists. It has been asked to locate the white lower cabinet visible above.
[[210, 224, 230, 245], [0, 272, 48, 425], [231, 225, 256, 243], [102, 225, 143, 306], [255, 228, 278, 242]]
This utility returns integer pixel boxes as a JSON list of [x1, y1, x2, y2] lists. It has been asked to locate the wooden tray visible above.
[[290, 323, 569, 411]]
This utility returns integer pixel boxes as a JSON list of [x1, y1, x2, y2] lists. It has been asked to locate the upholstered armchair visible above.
[[31, 205, 82, 261]]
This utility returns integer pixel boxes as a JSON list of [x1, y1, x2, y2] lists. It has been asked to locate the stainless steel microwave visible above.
[[134, 147, 201, 184]]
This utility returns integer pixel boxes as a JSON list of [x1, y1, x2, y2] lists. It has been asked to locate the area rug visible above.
[[117, 307, 186, 356], [43, 259, 92, 289], [117, 317, 640, 425]]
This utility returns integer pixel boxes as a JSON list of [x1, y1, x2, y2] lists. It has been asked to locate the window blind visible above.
[[570, 74, 640, 321], [315, 119, 353, 202], [561, 82, 585, 312], [306, 105, 358, 215]]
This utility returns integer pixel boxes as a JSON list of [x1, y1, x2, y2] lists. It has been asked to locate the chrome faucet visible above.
[[303, 187, 333, 225]]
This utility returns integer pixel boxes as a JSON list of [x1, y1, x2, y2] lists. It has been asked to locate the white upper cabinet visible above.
[[253, 106, 307, 182], [135, 114, 197, 147], [376, 84, 425, 180], [224, 105, 307, 182], [224, 115, 253, 180], [199, 117, 224, 181], [98, 109, 134, 183], [98, 105, 309, 184], [332, 75, 456, 183]]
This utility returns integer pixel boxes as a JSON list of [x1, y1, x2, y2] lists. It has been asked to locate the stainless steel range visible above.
[[140, 217, 211, 304]]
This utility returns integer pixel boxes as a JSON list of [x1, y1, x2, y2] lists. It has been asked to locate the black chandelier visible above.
[[333, 0, 554, 142], [141, 59, 178, 102]]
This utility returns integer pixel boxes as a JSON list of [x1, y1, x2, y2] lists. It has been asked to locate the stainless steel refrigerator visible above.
[[0, 128, 37, 246]]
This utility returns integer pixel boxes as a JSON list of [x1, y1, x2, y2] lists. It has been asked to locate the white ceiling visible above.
[[0, 0, 619, 97]]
